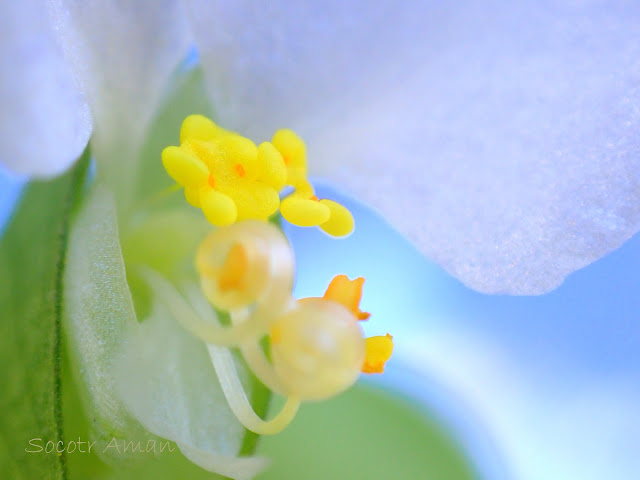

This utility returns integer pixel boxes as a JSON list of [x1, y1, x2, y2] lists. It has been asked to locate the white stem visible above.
[[207, 344, 300, 435], [141, 267, 267, 346]]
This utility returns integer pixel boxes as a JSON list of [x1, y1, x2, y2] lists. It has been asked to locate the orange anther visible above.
[[323, 274, 370, 321]]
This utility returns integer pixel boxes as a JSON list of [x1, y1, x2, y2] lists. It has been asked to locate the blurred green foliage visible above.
[[259, 383, 475, 480]]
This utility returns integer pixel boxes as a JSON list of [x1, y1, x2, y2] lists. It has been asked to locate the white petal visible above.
[[47, 0, 192, 200], [0, 0, 91, 177], [179, 444, 269, 480], [66, 185, 260, 476], [189, 1, 640, 294], [115, 301, 267, 478], [64, 185, 152, 453]]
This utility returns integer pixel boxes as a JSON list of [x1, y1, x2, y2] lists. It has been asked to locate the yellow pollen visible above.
[[234, 163, 246, 178], [323, 275, 370, 321], [362, 334, 394, 374], [162, 114, 355, 233], [218, 243, 249, 292]]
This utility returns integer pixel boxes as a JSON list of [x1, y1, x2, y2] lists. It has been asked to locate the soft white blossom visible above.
[[3, 2, 640, 478], [2, 1, 640, 294]]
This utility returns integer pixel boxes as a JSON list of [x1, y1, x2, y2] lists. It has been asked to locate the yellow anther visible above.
[[218, 243, 249, 292], [182, 138, 223, 171], [279, 179, 354, 236], [218, 134, 260, 179], [318, 199, 355, 237], [272, 129, 307, 186], [162, 115, 286, 226], [323, 274, 370, 321], [162, 146, 208, 188], [224, 183, 280, 221], [200, 189, 237, 226], [184, 186, 201, 207], [280, 195, 331, 227], [180, 114, 226, 143], [362, 334, 394, 374], [164, 116, 355, 233], [293, 179, 315, 198], [257, 142, 287, 190]]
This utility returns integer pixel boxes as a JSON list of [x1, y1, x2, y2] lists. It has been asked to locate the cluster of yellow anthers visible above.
[[162, 114, 354, 237], [143, 221, 393, 435]]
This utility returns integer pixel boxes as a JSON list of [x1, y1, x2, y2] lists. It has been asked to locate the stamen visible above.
[[318, 200, 354, 237], [323, 275, 370, 321], [163, 115, 355, 234], [162, 115, 285, 226], [362, 334, 394, 374], [270, 298, 365, 401], [271, 129, 307, 186], [162, 146, 208, 187], [208, 344, 300, 435], [180, 114, 226, 143], [141, 268, 275, 346], [232, 311, 289, 395], [196, 221, 294, 315], [280, 195, 331, 227], [218, 243, 248, 292]]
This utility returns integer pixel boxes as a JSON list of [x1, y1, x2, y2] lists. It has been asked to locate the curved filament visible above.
[[229, 310, 288, 394], [207, 344, 300, 435], [239, 341, 287, 395], [141, 267, 271, 346]]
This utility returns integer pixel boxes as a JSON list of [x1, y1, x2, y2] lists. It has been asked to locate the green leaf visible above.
[[0, 152, 89, 480], [258, 384, 476, 480]]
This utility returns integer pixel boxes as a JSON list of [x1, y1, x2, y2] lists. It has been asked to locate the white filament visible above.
[[207, 344, 300, 435], [230, 310, 288, 395], [239, 340, 287, 395], [141, 267, 268, 346]]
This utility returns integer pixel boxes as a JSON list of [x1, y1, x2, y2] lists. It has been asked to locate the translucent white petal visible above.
[[189, 0, 640, 294], [66, 185, 262, 476], [115, 300, 267, 478], [179, 443, 269, 480], [64, 185, 152, 456], [47, 0, 192, 203], [0, 0, 91, 177]]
